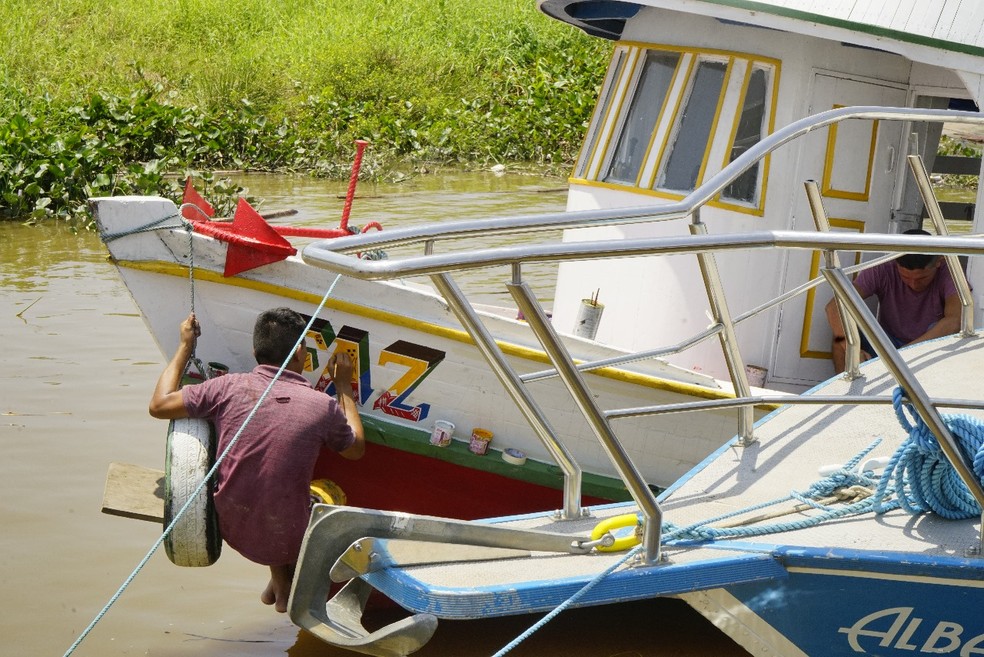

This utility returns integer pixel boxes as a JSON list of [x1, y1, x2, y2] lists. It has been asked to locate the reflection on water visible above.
[[0, 171, 751, 657]]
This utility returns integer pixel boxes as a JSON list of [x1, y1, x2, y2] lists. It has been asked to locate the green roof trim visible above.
[[695, 0, 984, 60]]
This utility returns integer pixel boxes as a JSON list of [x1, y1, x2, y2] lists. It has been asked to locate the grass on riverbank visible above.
[[0, 0, 608, 224]]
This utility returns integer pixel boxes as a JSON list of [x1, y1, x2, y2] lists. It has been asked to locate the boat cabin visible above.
[[540, 0, 984, 389]]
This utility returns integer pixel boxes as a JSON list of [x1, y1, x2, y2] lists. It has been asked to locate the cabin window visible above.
[[723, 67, 769, 203], [604, 51, 680, 184], [575, 49, 629, 180], [573, 44, 778, 213], [659, 59, 728, 192]]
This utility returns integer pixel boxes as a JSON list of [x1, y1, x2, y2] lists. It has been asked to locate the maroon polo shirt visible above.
[[182, 365, 355, 565]]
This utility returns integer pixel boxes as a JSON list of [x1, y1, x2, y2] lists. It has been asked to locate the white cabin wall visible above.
[[555, 8, 924, 385], [910, 64, 966, 92]]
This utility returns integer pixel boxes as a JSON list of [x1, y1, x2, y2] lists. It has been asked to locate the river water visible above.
[[1, 170, 750, 657]]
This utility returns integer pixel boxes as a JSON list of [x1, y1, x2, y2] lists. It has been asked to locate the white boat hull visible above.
[[93, 196, 757, 513]]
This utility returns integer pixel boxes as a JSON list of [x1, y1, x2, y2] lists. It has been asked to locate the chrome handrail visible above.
[[305, 106, 984, 258], [430, 271, 585, 520], [310, 229, 984, 561], [300, 106, 984, 562], [306, 230, 984, 279], [907, 154, 976, 337]]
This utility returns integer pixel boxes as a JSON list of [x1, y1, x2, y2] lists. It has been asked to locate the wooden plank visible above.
[[102, 462, 165, 523], [933, 0, 961, 42], [887, 0, 917, 33], [903, 1, 945, 39], [965, 4, 984, 49], [949, 2, 984, 46], [851, 0, 889, 28]]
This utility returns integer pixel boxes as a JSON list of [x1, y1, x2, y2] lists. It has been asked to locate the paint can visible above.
[[745, 365, 767, 388], [573, 299, 604, 340], [469, 428, 493, 455], [207, 361, 229, 378], [501, 448, 527, 466], [430, 420, 454, 447]]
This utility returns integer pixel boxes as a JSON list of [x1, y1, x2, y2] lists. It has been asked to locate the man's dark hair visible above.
[[897, 228, 939, 270], [253, 307, 306, 365]]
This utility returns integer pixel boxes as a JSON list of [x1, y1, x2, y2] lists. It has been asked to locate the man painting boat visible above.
[[149, 308, 366, 612], [825, 229, 964, 373]]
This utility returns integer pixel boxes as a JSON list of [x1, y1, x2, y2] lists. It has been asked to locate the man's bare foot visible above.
[[261, 579, 276, 607], [261, 563, 295, 613]]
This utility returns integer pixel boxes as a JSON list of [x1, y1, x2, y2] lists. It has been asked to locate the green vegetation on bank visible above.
[[0, 0, 608, 225], [938, 135, 982, 190]]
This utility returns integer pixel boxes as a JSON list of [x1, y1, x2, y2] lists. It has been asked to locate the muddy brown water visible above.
[[1, 171, 750, 656]]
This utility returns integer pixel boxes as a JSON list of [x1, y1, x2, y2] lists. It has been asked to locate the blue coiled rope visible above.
[[666, 387, 984, 542], [875, 387, 984, 519]]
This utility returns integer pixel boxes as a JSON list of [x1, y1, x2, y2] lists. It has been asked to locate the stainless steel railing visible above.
[[305, 106, 984, 258], [302, 106, 984, 562]]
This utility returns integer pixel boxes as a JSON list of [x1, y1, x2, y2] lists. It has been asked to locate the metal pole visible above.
[[804, 180, 862, 378], [690, 215, 755, 445], [429, 271, 584, 520], [508, 279, 662, 565], [339, 140, 369, 232], [905, 154, 976, 337]]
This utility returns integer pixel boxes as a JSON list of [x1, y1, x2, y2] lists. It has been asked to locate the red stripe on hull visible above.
[[315, 442, 612, 520]]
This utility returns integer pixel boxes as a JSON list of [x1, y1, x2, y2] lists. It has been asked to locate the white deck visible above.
[[367, 334, 984, 615], [661, 333, 984, 558]]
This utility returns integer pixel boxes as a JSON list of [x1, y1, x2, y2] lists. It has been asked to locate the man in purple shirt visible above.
[[150, 307, 365, 613], [825, 229, 961, 373]]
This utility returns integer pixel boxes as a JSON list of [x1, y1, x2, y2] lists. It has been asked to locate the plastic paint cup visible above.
[[430, 420, 455, 447], [469, 428, 493, 455], [502, 448, 527, 465], [207, 362, 229, 378]]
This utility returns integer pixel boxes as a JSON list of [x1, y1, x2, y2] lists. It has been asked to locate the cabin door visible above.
[[770, 73, 907, 387]]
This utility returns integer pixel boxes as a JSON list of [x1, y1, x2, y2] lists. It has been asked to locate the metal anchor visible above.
[[288, 505, 595, 656]]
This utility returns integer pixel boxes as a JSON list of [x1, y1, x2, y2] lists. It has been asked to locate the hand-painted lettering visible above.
[[374, 340, 446, 421], [318, 326, 374, 404], [839, 607, 984, 656], [300, 315, 445, 423], [303, 317, 336, 372]]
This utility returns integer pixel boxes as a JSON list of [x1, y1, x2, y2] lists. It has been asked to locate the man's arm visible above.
[[149, 313, 199, 419], [329, 353, 365, 460], [825, 281, 872, 373], [907, 293, 961, 346], [824, 296, 847, 341]]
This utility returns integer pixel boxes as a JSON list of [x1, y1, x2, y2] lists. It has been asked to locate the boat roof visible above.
[[539, 0, 984, 76]]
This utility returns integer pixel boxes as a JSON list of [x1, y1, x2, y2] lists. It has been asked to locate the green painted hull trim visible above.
[[361, 416, 636, 503]]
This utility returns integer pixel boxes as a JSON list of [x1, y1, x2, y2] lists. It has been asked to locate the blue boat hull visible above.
[[712, 547, 984, 657]]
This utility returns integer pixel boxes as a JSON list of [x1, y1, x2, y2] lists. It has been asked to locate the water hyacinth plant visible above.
[[0, 0, 608, 226]]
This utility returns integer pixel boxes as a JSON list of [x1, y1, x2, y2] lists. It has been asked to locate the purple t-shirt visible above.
[[855, 260, 959, 344], [182, 365, 355, 566]]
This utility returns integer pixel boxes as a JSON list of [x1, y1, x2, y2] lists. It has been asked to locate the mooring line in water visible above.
[[62, 273, 344, 657], [492, 545, 643, 657]]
